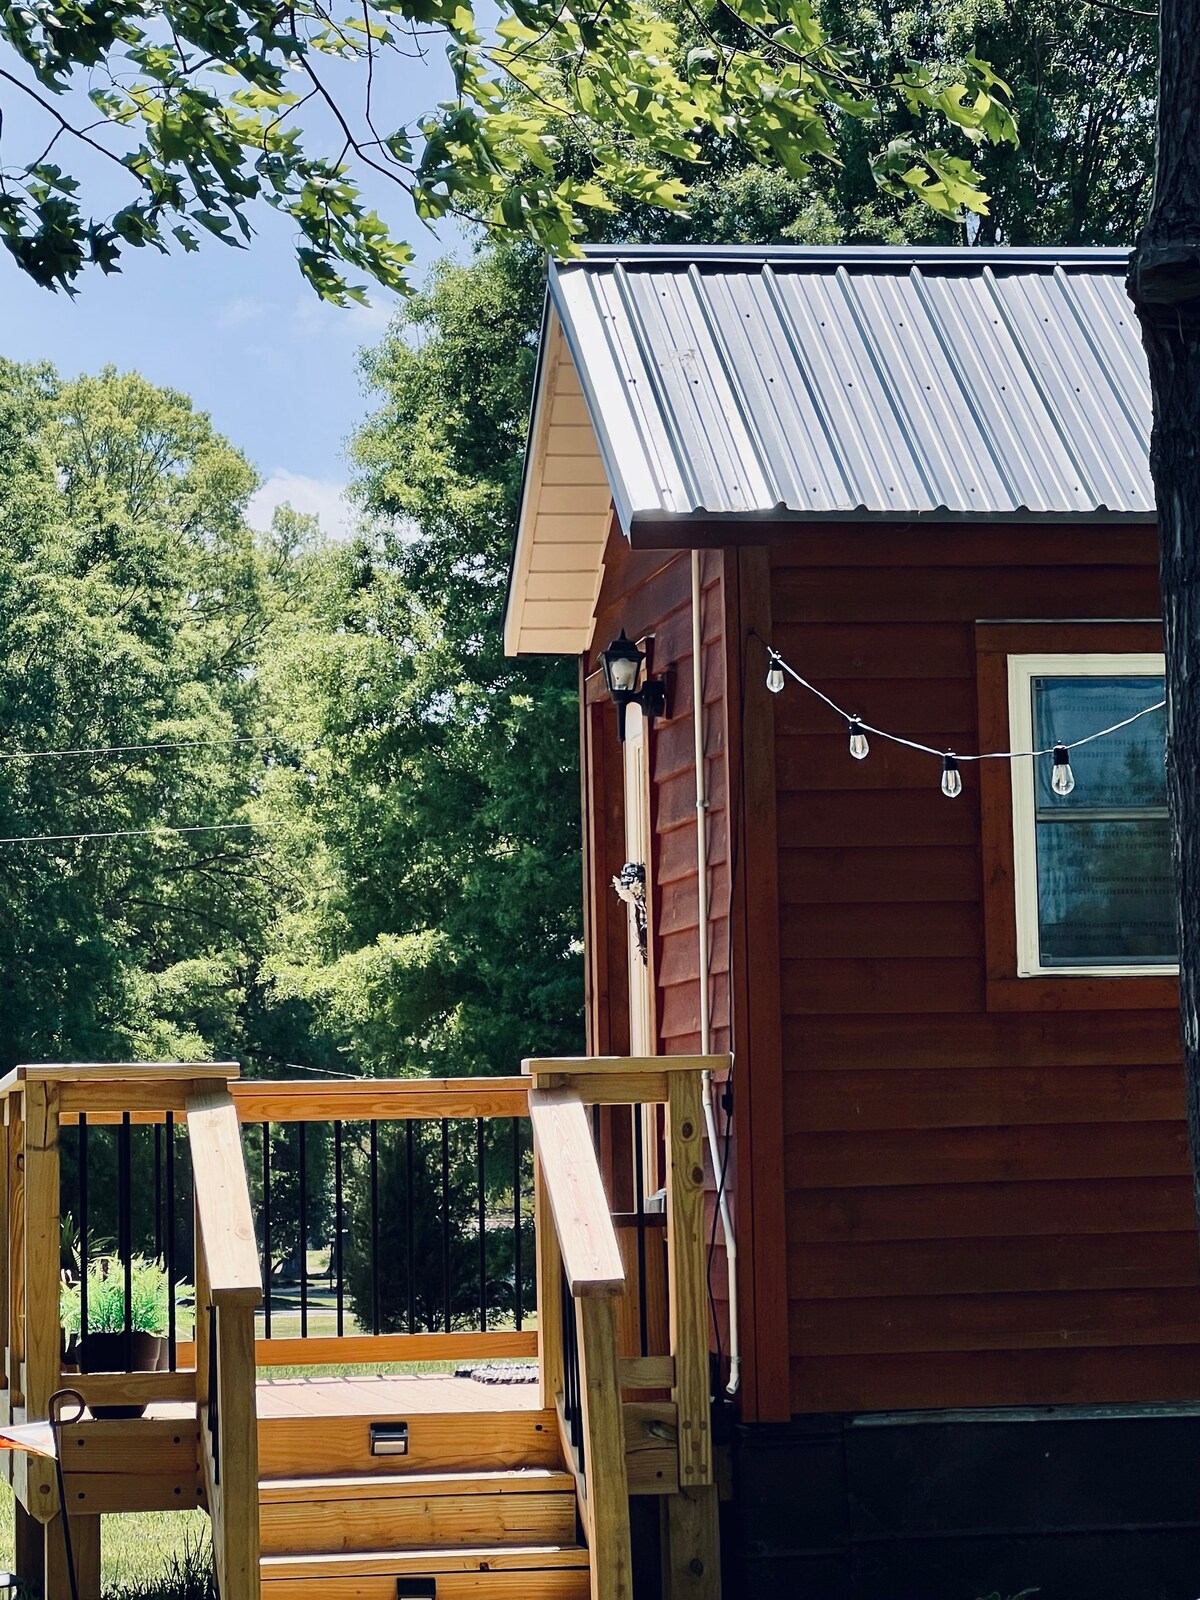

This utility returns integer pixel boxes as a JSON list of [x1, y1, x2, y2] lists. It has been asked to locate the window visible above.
[[1008, 654, 1175, 977]]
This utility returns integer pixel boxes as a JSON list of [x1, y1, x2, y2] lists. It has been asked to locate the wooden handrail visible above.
[[530, 1084, 632, 1599], [523, 1054, 728, 1078], [0, 1062, 239, 1092], [230, 1075, 529, 1122], [187, 1087, 263, 1307], [528, 1088, 624, 1296]]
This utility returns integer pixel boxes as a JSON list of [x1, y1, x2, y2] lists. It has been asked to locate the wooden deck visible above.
[[256, 1372, 542, 1419]]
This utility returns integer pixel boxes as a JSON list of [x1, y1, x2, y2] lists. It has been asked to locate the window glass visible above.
[[1030, 676, 1174, 968]]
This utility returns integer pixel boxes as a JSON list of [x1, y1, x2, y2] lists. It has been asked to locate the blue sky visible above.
[[0, 46, 465, 537]]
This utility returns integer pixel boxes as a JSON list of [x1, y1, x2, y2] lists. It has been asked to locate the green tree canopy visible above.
[[0, 0, 1017, 298], [0, 359, 285, 1066], [260, 256, 584, 1076]]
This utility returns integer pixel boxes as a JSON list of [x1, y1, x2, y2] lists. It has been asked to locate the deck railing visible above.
[[528, 1054, 725, 1600], [228, 1077, 535, 1369], [2, 1056, 722, 1600], [0, 1062, 263, 1600]]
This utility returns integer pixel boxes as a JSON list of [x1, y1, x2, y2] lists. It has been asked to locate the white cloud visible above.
[[217, 296, 271, 328], [290, 292, 398, 342], [248, 471, 357, 540]]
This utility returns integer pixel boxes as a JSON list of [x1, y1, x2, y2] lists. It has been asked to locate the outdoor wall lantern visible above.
[[601, 629, 667, 742]]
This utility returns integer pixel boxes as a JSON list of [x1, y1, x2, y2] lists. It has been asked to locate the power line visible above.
[[0, 734, 304, 763], [0, 820, 282, 847]]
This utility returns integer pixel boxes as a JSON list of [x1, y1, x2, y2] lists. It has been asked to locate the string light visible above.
[[1051, 745, 1076, 797], [758, 635, 1166, 799]]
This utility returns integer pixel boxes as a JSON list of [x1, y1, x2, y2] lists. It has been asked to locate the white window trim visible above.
[[1007, 652, 1174, 979]]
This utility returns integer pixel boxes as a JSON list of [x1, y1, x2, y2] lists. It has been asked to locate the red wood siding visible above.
[[768, 524, 1194, 1415], [582, 534, 744, 1389], [584, 537, 731, 1063]]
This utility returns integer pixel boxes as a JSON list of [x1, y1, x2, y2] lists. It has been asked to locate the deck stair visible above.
[[256, 1379, 590, 1600]]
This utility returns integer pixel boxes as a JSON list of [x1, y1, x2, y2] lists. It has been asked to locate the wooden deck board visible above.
[[255, 1374, 542, 1419]]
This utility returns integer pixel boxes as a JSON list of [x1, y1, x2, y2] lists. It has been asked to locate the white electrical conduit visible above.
[[691, 549, 741, 1397]]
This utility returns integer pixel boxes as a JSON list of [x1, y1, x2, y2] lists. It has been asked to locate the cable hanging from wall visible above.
[[759, 638, 1166, 800]]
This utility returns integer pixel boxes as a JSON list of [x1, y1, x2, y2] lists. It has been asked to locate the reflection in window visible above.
[[1031, 677, 1175, 968]]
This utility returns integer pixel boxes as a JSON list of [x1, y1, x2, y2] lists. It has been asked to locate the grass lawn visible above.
[[0, 1483, 211, 1597]]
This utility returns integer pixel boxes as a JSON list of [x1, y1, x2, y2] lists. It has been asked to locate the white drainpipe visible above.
[[691, 549, 741, 1397]]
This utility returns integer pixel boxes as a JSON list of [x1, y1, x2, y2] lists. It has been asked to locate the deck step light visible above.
[[941, 753, 963, 798], [395, 1582, 436, 1599], [370, 1421, 409, 1456], [1052, 744, 1076, 796], [601, 629, 667, 742]]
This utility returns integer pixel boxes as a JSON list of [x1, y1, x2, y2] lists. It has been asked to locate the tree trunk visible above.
[[1128, 0, 1200, 1226]]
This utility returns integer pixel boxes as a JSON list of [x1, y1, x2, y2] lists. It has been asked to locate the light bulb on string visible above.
[[1051, 744, 1075, 796], [766, 657, 785, 695], [941, 752, 962, 799], [848, 717, 869, 760]]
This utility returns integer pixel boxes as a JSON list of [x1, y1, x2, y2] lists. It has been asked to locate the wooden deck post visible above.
[[23, 1080, 60, 1523], [664, 1071, 711, 1489], [7, 1093, 26, 1417], [577, 1293, 632, 1600], [662, 1070, 720, 1600], [45, 1512, 101, 1600], [13, 1500, 43, 1594], [213, 1303, 261, 1600], [661, 1486, 721, 1600]]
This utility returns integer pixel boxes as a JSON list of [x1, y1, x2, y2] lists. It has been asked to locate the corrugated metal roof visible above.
[[547, 245, 1153, 530]]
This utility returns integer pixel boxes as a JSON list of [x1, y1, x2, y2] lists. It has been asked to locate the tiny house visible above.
[[505, 245, 1200, 1600]]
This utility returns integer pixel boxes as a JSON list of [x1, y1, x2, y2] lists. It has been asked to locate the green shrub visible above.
[[60, 1255, 193, 1337]]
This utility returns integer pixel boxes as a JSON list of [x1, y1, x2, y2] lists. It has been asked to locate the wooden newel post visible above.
[[662, 1070, 720, 1600], [213, 1301, 261, 1600], [577, 1293, 632, 1600], [22, 1082, 60, 1523]]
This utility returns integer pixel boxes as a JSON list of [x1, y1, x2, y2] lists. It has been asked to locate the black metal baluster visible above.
[[298, 1121, 309, 1340], [208, 1305, 220, 1486], [119, 1111, 133, 1372], [154, 1121, 163, 1260], [512, 1118, 522, 1332], [633, 1110, 649, 1359], [334, 1121, 344, 1339], [477, 1120, 487, 1332], [405, 1121, 416, 1335], [441, 1119, 451, 1335], [560, 1265, 584, 1477], [370, 1121, 380, 1337], [78, 1115, 89, 1371], [262, 1124, 272, 1340], [165, 1113, 176, 1371]]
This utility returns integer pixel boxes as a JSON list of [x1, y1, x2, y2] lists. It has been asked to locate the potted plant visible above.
[[61, 1255, 192, 1418]]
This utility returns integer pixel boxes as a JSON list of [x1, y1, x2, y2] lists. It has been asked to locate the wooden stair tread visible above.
[[260, 1468, 574, 1501], [261, 1544, 590, 1578]]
